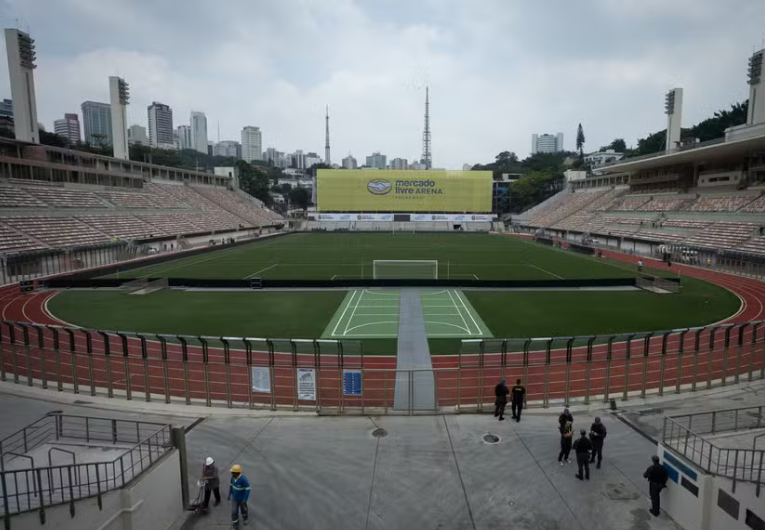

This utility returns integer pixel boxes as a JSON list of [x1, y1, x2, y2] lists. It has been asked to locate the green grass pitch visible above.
[[46, 233, 740, 354]]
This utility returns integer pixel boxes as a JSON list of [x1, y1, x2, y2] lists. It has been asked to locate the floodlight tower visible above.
[[747, 49, 765, 125], [4, 29, 39, 143], [109, 76, 130, 160], [664, 88, 683, 153]]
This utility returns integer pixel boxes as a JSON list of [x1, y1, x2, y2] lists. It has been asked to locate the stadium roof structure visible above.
[[598, 126, 765, 174]]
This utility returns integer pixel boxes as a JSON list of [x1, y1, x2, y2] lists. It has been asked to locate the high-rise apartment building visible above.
[[390, 158, 408, 170], [0, 98, 12, 120], [81, 101, 112, 146], [305, 152, 322, 169], [291, 150, 306, 170], [190, 111, 208, 154], [365, 152, 387, 169], [4, 29, 39, 143], [147, 102, 174, 149], [531, 133, 564, 154], [241, 126, 262, 162], [214, 140, 241, 158], [53, 113, 80, 144], [127, 124, 148, 145], [176, 125, 192, 150], [342, 154, 358, 169]]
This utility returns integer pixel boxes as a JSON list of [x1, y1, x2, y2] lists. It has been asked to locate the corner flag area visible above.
[[321, 289, 493, 338]]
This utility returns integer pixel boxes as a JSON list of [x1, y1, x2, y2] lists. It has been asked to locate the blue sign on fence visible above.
[[343, 370, 362, 396]]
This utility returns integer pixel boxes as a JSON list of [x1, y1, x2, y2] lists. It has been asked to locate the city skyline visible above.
[[0, 1, 764, 168]]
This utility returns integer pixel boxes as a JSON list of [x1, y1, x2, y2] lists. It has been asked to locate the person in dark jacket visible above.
[[589, 417, 607, 469], [510, 379, 525, 422], [573, 429, 593, 480], [643, 455, 669, 516], [202, 457, 221, 508], [494, 378, 509, 421], [558, 408, 573, 430], [558, 420, 574, 465]]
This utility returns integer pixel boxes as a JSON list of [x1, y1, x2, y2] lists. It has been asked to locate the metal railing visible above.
[[663, 406, 765, 495], [0, 414, 171, 527], [1, 319, 765, 415]]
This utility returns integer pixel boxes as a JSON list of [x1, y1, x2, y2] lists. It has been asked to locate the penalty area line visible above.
[[244, 263, 278, 279]]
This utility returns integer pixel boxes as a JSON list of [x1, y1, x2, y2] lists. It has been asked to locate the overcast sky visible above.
[[1, 0, 764, 169]]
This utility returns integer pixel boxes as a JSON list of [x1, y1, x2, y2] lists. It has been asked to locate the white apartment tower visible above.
[[241, 126, 262, 162], [176, 125, 192, 150], [53, 113, 80, 144], [4, 29, 39, 143], [148, 102, 174, 149], [109, 76, 130, 160], [531, 133, 564, 154], [190, 111, 208, 154]]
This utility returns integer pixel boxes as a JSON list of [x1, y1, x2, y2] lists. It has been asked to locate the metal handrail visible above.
[[47, 447, 77, 485]]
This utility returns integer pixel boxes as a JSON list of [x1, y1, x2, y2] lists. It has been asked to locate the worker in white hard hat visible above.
[[202, 456, 221, 509]]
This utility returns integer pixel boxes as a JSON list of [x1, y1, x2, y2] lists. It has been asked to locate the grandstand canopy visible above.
[[599, 131, 765, 173]]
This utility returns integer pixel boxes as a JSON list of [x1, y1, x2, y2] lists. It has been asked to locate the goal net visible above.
[[373, 260, 438, 279]]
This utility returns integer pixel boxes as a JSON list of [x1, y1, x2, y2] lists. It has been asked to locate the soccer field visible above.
[[108, 232, 644, 281], [44, 232, 741, 352]]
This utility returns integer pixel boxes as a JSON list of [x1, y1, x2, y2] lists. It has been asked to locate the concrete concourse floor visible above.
[[181, 412, 682, 530]]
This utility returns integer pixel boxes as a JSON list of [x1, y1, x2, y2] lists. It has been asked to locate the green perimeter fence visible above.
[[1, 319, 765, 414]]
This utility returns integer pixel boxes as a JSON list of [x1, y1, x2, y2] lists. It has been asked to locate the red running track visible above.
[[1, 243, 765, 411]]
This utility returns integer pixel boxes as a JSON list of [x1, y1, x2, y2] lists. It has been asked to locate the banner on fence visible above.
[[297, 368, 317, 401], [343, 369, 362, 395], [251, 367, 271, 393], [309, 213, 495, 222]]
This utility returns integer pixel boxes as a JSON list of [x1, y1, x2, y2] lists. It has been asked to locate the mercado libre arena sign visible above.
[[316, 169, 492, 212]]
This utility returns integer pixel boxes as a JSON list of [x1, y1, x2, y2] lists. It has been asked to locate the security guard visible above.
[[494, 378, 509, 421], [643, 455, 668, 516], [228, 464, 251, 528], [572, 429, 593, 481], [589, 417, 607, 469], [510, 379, 525, 422]]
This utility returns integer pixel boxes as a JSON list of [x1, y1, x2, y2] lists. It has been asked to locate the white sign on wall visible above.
[[251, 367, 271, 393], [297, 368, 317, 401]]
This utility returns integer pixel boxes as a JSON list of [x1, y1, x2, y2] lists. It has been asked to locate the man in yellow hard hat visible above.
[[228, 464, 250, 528]]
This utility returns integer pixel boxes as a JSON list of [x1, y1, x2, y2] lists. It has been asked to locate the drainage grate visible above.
[[482, 433, 500, 444], [372, 428, 388, 438]]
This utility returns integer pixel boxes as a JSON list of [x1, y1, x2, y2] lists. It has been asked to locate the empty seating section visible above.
[[735, 237, 765, 255], [0, 186, 47, 208], [529, 189, 612, 227], [137, 213, 206, 235], [96, 190, 166, 209], [77, 215, 157, 239], [2, 217, 107, 248], [191, 187, 273, 225], [0, 224, 44, 252], [682, 222, 759, 249], [152, 184, 247, 228], [605, 195, 650, 211], [143, 183, 195, 209], [551, 188, 627, 231], [737, 195, 765, 213], [636, 196, 694, 212], [22, 186, 107, 209], [688, 196, 756, 212]]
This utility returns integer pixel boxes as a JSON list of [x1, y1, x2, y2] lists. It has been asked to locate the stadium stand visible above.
[[688, 195, 757, 212], [681, 222, 760, 249], [2, 216, 108, 248]]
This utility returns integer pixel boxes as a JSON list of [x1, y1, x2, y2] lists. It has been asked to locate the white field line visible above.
[[331, 290, 357, 337], [525, 262, 564, 280], [455, 290, 482, 335], [344, 321, 398, 334], [446, 290, 473, 335], [243, 263, 278, 279], [343, 289, 365, 336], [427, 321, 470, 333]]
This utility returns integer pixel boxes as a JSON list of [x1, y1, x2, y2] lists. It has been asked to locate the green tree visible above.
[[608, 138, 627, 152], [306, 162, 331, 177], [39, 130, 69, 147], [288, 187, 312, 210], [576, 123, 585, 157], [235, 160, 270, 205]]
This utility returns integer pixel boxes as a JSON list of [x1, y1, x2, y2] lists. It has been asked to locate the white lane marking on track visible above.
[[446, 290, 473, 335], [331, 290, 357, 337], [343, 290, 365, 336], [243, 263, 278, 279]]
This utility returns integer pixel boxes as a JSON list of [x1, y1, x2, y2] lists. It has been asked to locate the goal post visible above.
[[372, 260, 438, 279]]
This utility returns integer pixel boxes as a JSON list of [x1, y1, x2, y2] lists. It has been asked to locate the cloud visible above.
[[1, 0, 764, 166]]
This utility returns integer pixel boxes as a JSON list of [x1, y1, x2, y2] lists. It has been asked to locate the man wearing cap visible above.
[[643, 455, 669, 516], [494, 378, 510, 421], [589, 417, 607, 469], [202, 456, 221, 508], [228, 464, 250, 528], [572, 429, 593, 481]]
